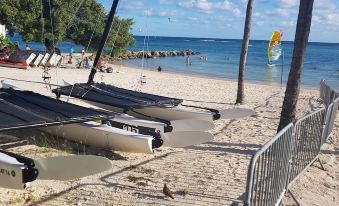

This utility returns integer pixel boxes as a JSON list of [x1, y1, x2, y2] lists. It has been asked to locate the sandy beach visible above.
[[0, 64, 338, 206]]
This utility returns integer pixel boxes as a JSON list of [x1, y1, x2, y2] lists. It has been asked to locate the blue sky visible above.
[[97, 0, 339, 43]]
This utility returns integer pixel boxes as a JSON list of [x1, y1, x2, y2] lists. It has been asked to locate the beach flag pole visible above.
[[87, 0, 120, 84], [281, 47, 284, 88]]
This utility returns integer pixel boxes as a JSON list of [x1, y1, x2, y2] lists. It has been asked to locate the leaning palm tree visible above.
[[236, 0, 254, 104], [278, 0, 314, 131]]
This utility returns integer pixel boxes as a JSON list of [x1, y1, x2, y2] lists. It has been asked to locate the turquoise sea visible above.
[[9, 34, 339, 89], [125, 36, 339, 90]]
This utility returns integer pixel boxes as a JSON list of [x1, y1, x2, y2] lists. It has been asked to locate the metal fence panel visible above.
[[323, 97, 339, 142], [319, 81, 335, 107], [288, 109, 325, 186], [245, 124, 294, 206], [244, 82, 338, 206]]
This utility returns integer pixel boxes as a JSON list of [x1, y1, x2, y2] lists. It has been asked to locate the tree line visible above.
[[0, 0, 135, 56]]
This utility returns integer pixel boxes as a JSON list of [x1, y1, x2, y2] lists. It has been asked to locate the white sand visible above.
[[0, 64, 338, 206]]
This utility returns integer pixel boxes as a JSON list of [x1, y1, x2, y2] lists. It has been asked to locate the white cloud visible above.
[[312, 15, 322, 23], [278, 0, 298, 8], [178, 0, 235, 12], [220, 1, 232, 10], [188, 16, 199, 22], [253, 12, 262, 17], [324, 12, 339, 26], [256, 21, 264, 26], [121, 1, 145, 11], [266, 8, 294, 17], [232, 8, 241, 16], [143, 8, 184, 18], [276, 8, 290, 16], [314, 0, 336, 10], [158, 0, 172, 4], [281, 20, 295, 27]]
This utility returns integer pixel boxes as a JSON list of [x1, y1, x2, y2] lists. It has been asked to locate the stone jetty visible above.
[[119, 49, 200, 60]]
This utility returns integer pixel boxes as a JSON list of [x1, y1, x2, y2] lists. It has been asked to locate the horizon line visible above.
[[132, 35, 339, 44]]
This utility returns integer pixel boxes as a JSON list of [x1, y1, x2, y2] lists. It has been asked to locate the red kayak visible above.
[[0, 61, 30, 69]]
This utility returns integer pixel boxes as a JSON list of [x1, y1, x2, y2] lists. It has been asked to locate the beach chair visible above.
[[40, 53, 50, 66], [45, 53, 58, 67], [30, 53, 44, 67]]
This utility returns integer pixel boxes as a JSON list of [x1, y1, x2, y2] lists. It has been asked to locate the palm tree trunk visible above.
[[236, 0, 254, 104], [277, 0, 314, 131]]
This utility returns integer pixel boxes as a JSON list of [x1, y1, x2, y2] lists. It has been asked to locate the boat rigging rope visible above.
[[40, 0, 51, 91], [108, 10, 123, 58], [85, 11, 103, 53], [65, 0, 86, 30], [40, 0, 45, 53], [47, 0, 55, 52], [66, 83, 75, 103]]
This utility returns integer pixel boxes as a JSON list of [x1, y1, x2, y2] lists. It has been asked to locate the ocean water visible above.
[[125, 36, 339, 90], [8, 33, 84, 53], [8, 34, 339, 89]]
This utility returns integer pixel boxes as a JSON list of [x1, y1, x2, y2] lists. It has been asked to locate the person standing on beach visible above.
[[25, 43, 31, 51], [68, 47, 74, 64], [80, 47, 86, 68], [14, 44, 20, 54]]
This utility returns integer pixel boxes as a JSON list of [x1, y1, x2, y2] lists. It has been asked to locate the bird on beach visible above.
[[163, 183, 174, 199]]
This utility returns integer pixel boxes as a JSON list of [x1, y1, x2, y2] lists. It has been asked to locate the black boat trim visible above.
[[105, 120, 163, 149], [0, 149, 39, 184], [181, 104, 221, 120]]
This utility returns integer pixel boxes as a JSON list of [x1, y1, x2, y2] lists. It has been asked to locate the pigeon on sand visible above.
[[163, 183, 174, 199]]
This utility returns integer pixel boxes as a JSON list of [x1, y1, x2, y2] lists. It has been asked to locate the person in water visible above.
[[186, 55, 192, 65]]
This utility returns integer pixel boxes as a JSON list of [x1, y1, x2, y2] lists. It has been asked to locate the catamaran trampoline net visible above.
[[0, 88, 111, 132], [53, 83, 183, 110]]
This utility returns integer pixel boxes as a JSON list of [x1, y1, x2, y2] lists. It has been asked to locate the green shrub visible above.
[[0, 34, 17, 54]]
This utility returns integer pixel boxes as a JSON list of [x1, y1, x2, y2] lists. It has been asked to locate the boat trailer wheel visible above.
[[152, 138, 163, 149]]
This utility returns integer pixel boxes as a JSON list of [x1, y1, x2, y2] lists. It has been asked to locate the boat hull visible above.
[[84, 100, 215, 122], [40, 121, 154, 153], [0, 61, 30, 69]]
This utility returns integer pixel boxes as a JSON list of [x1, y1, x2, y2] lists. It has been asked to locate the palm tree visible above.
[[236, 0, 254, 104], [278, 0, 314, 131]]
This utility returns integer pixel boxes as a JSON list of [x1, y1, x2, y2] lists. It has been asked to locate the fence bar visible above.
[[288, 109, 325, 186], [244, 124, 293, 206], [245, 82, 338, 206], [323, 98, 339, 141], [319, 81, 336, 107]]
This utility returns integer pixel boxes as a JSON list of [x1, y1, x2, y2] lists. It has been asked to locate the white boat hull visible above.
[[84, 100, 215, 122], [40, 121, 154, 153]]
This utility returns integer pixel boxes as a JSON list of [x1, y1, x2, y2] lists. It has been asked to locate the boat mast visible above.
[[87, 0, 120, 84]]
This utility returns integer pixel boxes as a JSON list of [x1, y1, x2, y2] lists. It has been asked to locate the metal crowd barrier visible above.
[[245, 99, 338, 206], [287, 109, 325, 186], [245, 82, 339, 206], [322, 97, 339, 142], [319, 80, 338, 107], [244, 124, 294, 206]]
